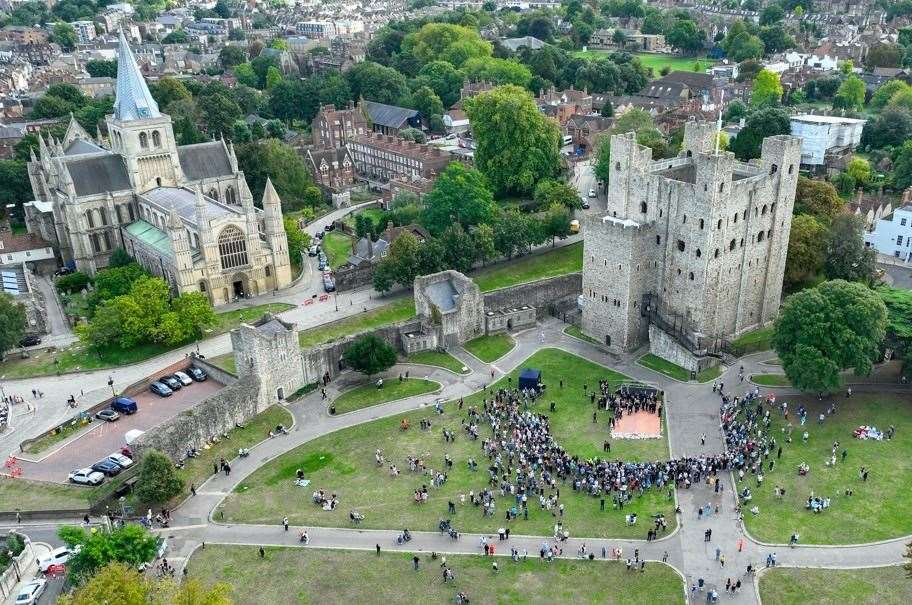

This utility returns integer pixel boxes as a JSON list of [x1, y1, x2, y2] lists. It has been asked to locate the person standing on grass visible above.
[[283, 516, 289, 531]]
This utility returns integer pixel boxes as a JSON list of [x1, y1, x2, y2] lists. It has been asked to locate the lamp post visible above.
[[107, 376, 115, 397]]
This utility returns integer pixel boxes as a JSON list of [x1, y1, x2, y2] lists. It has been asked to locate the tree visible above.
[[345, 61, 410, 106], [107, 248, 133, 269], [773, 280, 887, 391], [871, 80, 911, 111], [0, 293, 26, 358], [861, 107, 912, 150], [162, 29, 188, 44], [729, 106, 790, 161], [612, 28, 628, 48], [727, 32, 764, 62], [85, 59, 117, 78], [666, 19, 706, 54], [845, 156, 872, 186], [759, 4, 785, 25], [794, 177, 843, 222], [784, 214, 827, 290], [439, 223, 476, 273], [198, 92, 242, 137], [892, 140, 912, 190], [265, 65, 283, 90], [473, 223, 497, 266], [0, 160, 32, 210], [402, 23, 492, 68], [410, 86, 444, 119], [534, 179, 581, 209], [134, 450, 184, 505], [416, 61, 465, 108], [422, 162, 496, 236], [461, 57, 533, 88], [235, 139, 321, 211], [149, 77, 191, 110], [56, 271, 91, 294], [284, 216, 310, 266], [824, 215, 876, 284], [58, 524, 159, 583], [865, 43, 902, 69], [343, 334, 397, 377], [399, 127, 426, 144], [170, 292, 216, 342], [751, 69, 783, 107], [465, 85, 560, 195], [52, 22, 77, 51], [759, 25, 795, 55], [723, 99, 747, 123], [94, 263, 146, 301], [58, 562, 231, 605], [833, 74, 866, 111], [543, 203, 572, 245], [219, 45, 247, 69]]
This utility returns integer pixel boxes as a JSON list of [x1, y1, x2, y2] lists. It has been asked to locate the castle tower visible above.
[[262, 178, 292, 287], [105, 30, 184, 192], [606, 131, 653, 220]]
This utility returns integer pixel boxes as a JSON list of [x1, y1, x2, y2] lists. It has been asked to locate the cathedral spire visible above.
[[113, 29, 160, 121], [262, 177, 282, 213], [167, 206, 183, 230]]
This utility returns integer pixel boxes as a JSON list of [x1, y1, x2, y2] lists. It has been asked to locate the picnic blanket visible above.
[[853, 425, 883, 440], [294, 478, 311, 487]]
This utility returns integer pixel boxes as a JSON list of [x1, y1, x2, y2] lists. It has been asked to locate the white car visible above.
[[173, 371, 193, 386], [37, 546, 78, 572], [107, 453, 134, 469], [15, 579, 46, 605], [588, 188, 596, 198], [68, 468, 104, 486]]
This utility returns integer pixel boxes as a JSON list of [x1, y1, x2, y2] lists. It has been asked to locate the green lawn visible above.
[[219, 349, 674, 538], [564, 325, 602, 347], [638, 354, 690, 382], [190, 545, 684, 605], [321, 231, 353, 268], [0, 477, 89, 513], [759, 566, 912, 605], [342, 207, 386, 228], [463, 334, 515, 363], [573, 51, 713, 76], [0, 303, 294, 380], [22, 415, 95, 455], [751, 373, 791, 387], [728, 326, 774, 356], [472, 242, 582, 292], [207, 352, 237, 375], [407, 350, 469, 374], [695, 365, 723, 383], [740, 394, 912, 544], [298, 298, 415, 348], [333, 378, 440, 415]]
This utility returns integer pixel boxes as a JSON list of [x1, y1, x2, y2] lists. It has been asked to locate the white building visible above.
[[789, 115, 866, 167], [296, 21, 337, 39], [72, 21, 97, 44], [866, 205, 912, 261]]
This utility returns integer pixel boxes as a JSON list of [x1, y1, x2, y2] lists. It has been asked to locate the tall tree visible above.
[[58, 525, 159, 584], [833, 74, 866, 111], [0, 292, 26, 358], [401, 23, 492, 67], [345, 61, 410, 106], [773, 280, 887, 391], [751, 69, 783, 107], [729, 106, 791, 160], [134, 450, 184, 505], [784, 214, 827, 290], [824, 215, 876, 284], [794, 177, 844, 223], [235, 139, 321, 211], [416, 60, 465, 108], [666, 19, 706, 55], [465, 85, 560, 195], [343, 334, 397, 377], [421, 162, 496, 236]]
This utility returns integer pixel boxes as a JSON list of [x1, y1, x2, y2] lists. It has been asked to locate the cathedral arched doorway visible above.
[[230, 272, 249, 299]]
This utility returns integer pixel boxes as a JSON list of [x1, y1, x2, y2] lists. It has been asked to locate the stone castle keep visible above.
[[581, 121, 801, 367]]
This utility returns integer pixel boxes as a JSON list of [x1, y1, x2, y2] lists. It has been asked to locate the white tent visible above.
[[124, 429, 145, 445]]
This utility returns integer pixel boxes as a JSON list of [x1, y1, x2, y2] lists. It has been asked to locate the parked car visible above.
[[186, 366, 208, 382], [173, 371, 193, 386], [107, 453, 133, 469], [91, 458, 122, 477], [111, 396, 138, 415], [324, 222, 336, 231], [18, 335, 41, 347], [323, 273, 336, 293], [588, 188, 596, 198], [149, 381, 173, 397], [95, 408, 120, 422], [581, 200, 590, 210], [53, 266, 74, 276], [315, 231, 324, 240], [308, 245, 319, 257], [68, 468, 104, 486], [160, 375, 182, 391], [15, 579, 46, 605], [318, 257, 328, 271], [37, 546, 79, 572]]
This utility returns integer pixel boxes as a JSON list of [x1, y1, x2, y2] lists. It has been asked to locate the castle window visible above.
[[615, 161, 620, 170], [152, 130, 161, 147], [743, 210, 747, 220], [605, 335, 611, 346], [689, 272, 694, 280], [729, 239, 736, 251], [717, 219, 722, 229], [761, 204, 768, 215], [139, 132, 148, 149], [714, 248, 720, 258], [209, 188, 219, 201], [640, 202, 647, 214], [90, 233, 100, 253], [199, 280, 207, 292], [659, 209, 663, 218], [128, 204, 135, 221], [99, 208, 108, 226], [699, 219, 704, 229], [86, 210, 95, 229], [767, 229, 772, 239], [677, 268, 682, 275], [758, 230, 765, 242], [696, 248, 702, 258], [656, 235, 661, 245], [102, 231, 111, 250], [788, 164, 794, 174], [740, 238, 744, 247], [686, 150, 692, 158], [677, 240, 685, 252], [770, 164, 778, 174], [683, 215, 687, 224], [771, 203, 776, 213], [733, 212, 738, 224], [226, 186, 236, 205], [719, 183, 724, 193], [703, 184, 707, 192], [156, 177, 162, 187], [218, 225, 249, 270]]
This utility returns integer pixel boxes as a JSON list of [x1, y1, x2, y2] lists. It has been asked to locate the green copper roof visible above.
[[125, 219, 172, 258]]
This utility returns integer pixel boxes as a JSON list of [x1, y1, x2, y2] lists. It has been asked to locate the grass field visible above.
[[696, 365, 723, 383], [729, 326, 774, 356], [406, 350, 469, 374], [463, 334, 515, 363], [189, 545, 685, 605], [342, 207, 386, 228], [564, 325, 602, 347], [0, 477, 89, 512], [321, 231, 354, 269], [332, 378, 440, 414], [638, 354, 690, 382], [219, 349, 674, 538], [0, 302, 294, 379], [759, 566, 912, 605], [751, 373, 791, 386], [572, 51, 713, 76], [740, 393, 912, 544], [472, 242, 582, 292], [207, 352, 237, 375], [298, 298, 415, 348]]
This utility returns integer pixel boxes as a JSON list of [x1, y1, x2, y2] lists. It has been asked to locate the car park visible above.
[[95, 408, 120, 422], [186, 366, 208, 382], [68, 468, 104, 486], [91, 458, 122, 477], [19, 335, 41, 347], [173, 371, 193, 386], [37, 546, 79, 572], [15, 579, 46, 605], [149, 381, 173, 397], [107, 453, 133, 469], [111, 397, 138, 414], [160, 375, 182, 391]]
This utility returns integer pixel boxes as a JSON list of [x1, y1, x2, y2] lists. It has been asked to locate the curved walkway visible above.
[[153, 320, 908, 603]]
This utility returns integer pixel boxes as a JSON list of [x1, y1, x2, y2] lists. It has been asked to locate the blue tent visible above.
[[518, 368, 542, 392]]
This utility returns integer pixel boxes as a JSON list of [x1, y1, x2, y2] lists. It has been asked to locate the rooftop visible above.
[[791, 114, 867, 125], [124, 220, 171, 258], [140, 187, 241, 225]]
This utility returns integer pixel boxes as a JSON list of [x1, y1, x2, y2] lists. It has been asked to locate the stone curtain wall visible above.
[[483, 273, 582, 319], [648, 325, 718, 373]]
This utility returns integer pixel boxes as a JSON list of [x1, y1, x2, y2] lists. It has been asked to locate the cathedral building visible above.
[[23, 31, 292, 306]]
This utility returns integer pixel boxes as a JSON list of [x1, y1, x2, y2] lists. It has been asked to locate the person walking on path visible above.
[[283, 516, 289, 532]]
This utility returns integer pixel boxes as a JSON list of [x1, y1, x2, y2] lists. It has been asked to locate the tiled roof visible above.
[[140, 186, 241, 225], [65, 154, 131, 196], [177, 141, 233, 180], [364, 101, 419, 129]]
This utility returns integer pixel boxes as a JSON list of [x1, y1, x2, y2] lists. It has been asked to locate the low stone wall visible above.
[[482, 273, 582, 319], [192, 355, 238, 384], [648, 325, 718, 373], [335, 262, 374, 291], [0, 533, 34, 601], [132, 375, 262, 462]]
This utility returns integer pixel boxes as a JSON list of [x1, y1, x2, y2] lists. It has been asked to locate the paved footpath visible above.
[[152, 319, 908, 604]]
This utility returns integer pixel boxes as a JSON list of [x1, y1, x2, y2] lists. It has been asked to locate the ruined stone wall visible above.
[[482, 273, 581, 319]]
